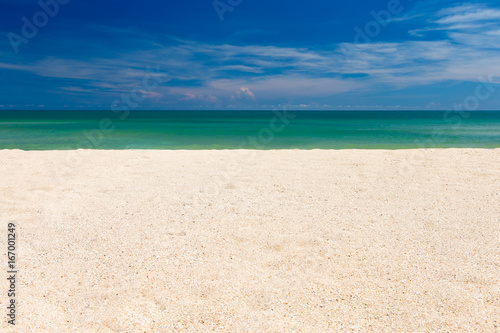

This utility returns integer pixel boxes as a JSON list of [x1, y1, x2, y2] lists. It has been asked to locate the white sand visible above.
[[1, 149, 499, 332]]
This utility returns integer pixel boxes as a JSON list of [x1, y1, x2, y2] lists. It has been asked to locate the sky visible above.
[[0, 0, 499, 110]]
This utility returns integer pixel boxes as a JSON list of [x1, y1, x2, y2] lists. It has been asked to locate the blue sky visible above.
[[1, 0, 499, 110]]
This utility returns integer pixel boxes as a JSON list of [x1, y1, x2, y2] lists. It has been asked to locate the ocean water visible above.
[[0, 110, 499, 150]]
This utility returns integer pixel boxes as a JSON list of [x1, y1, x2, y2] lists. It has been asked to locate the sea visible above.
[[0, 110, 499, 150]]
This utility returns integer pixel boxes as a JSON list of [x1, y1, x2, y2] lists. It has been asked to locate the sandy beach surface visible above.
[[1, 149, 499, 332]]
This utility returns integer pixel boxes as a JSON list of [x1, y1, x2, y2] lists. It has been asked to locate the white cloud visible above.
[[211, 76, 362, 99], [409, 3, 500, 41], [235, 87, 255, 99], [436, 5, 500, 24], [1, 3, 500, 108]]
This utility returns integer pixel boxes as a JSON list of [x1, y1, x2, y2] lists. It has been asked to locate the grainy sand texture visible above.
[[1, 149, 499, 332]]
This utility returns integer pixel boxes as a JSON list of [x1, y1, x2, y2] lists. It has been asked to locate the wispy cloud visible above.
[[1, 3, 500, 109], [409, 3, 500, 38], [235, 87, 255, 99], [436, 4, 500, 24]]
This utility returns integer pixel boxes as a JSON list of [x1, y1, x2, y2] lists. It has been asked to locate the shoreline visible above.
[[1, 147, 500, 151]]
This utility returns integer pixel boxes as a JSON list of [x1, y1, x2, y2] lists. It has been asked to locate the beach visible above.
[[1, 149, 499, 332]]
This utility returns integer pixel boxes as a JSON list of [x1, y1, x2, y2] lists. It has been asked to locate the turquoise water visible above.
[[0, 111, 499, 150]]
